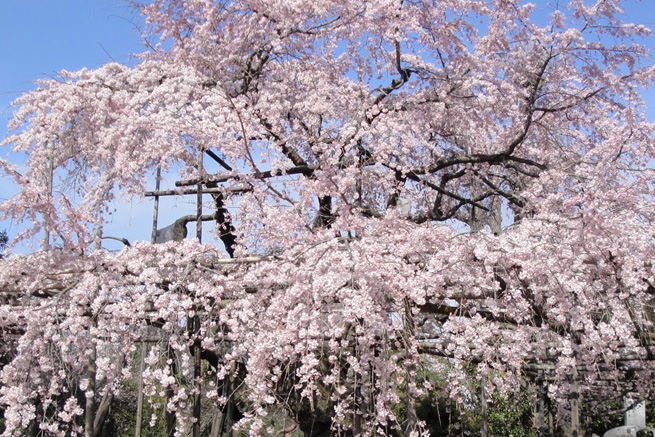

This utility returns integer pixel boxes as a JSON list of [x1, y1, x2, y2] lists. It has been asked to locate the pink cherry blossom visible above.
[[2, 0, 655, 435]]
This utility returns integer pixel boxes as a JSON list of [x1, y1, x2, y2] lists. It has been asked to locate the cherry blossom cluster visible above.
[[2, 0, 655, 435]]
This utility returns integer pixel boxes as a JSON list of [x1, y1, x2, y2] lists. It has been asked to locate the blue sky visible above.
[[1, 0, 655, 251], [2, 0, 654, 132], [0, 1, 144, 117], [0, 1, 152, 250]]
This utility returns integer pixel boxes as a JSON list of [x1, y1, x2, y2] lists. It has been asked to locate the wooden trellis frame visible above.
[[2, 145, 654, 437]]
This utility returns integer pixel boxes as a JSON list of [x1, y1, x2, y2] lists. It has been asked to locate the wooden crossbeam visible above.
[[175, 164, 319, 187], [144, 186, 251, 197]]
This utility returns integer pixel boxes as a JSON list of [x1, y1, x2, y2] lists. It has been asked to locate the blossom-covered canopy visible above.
[[1, 0, 655, 435]]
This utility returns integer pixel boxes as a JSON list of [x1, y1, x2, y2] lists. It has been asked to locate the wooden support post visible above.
[[404, 299, 417, 436], [193, 151, 203, 437], [570, 371, 580, 437], [538, 374, 546, 437], [43, 146, 54, 250], [404, 364, 417, 433], [470, 177, 484, 233], [489, 192, 502, 235], [209, 407, 224, 437], [166, 345, 177, 437], [210, 361, 235, 437], [353, 371, 362, 435], [134, 341, 146, 437], [85, 315, 97, 437], [197, 151, 203, 242], [94, 389, 114, 435], [151, 167, 162, 244], [368, 354, 376, 420], [226, 394, 234, 437], [538, 389, 545, 436], [136, 167, 161, 437], [480, 373, 488, 437], [224, 362, 236, 437], [85, 233, 102, 437], [93, 228, 102, 251], [192, 316, 201, 437]]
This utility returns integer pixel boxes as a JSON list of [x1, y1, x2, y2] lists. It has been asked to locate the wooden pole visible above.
[[570, 370, 580, 437], [175, 164, 318, 187], [84, 346, 96, 437], [85, 233, 101, 437], [192, 316, 202, 437], [197, 152, 203, 242], [209, 407, 224, 437], [538, 374, 546, 437], [136, 168, 161, 437], [213, 371, 231, 437], [480, 373, 488, 437], [470, 177, 484, 233], [151, 167, 161, 244], [193, 151, 203, 437], [43, 144, 54, 250], [144, 186, 250, 197], [404, 299, 417, 436], [166, 344, 177, 437], [353, 371, 362, 435], [225, 366, 235, 437], [134, 341, 147, 437], [213, 362, 237, 437]]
